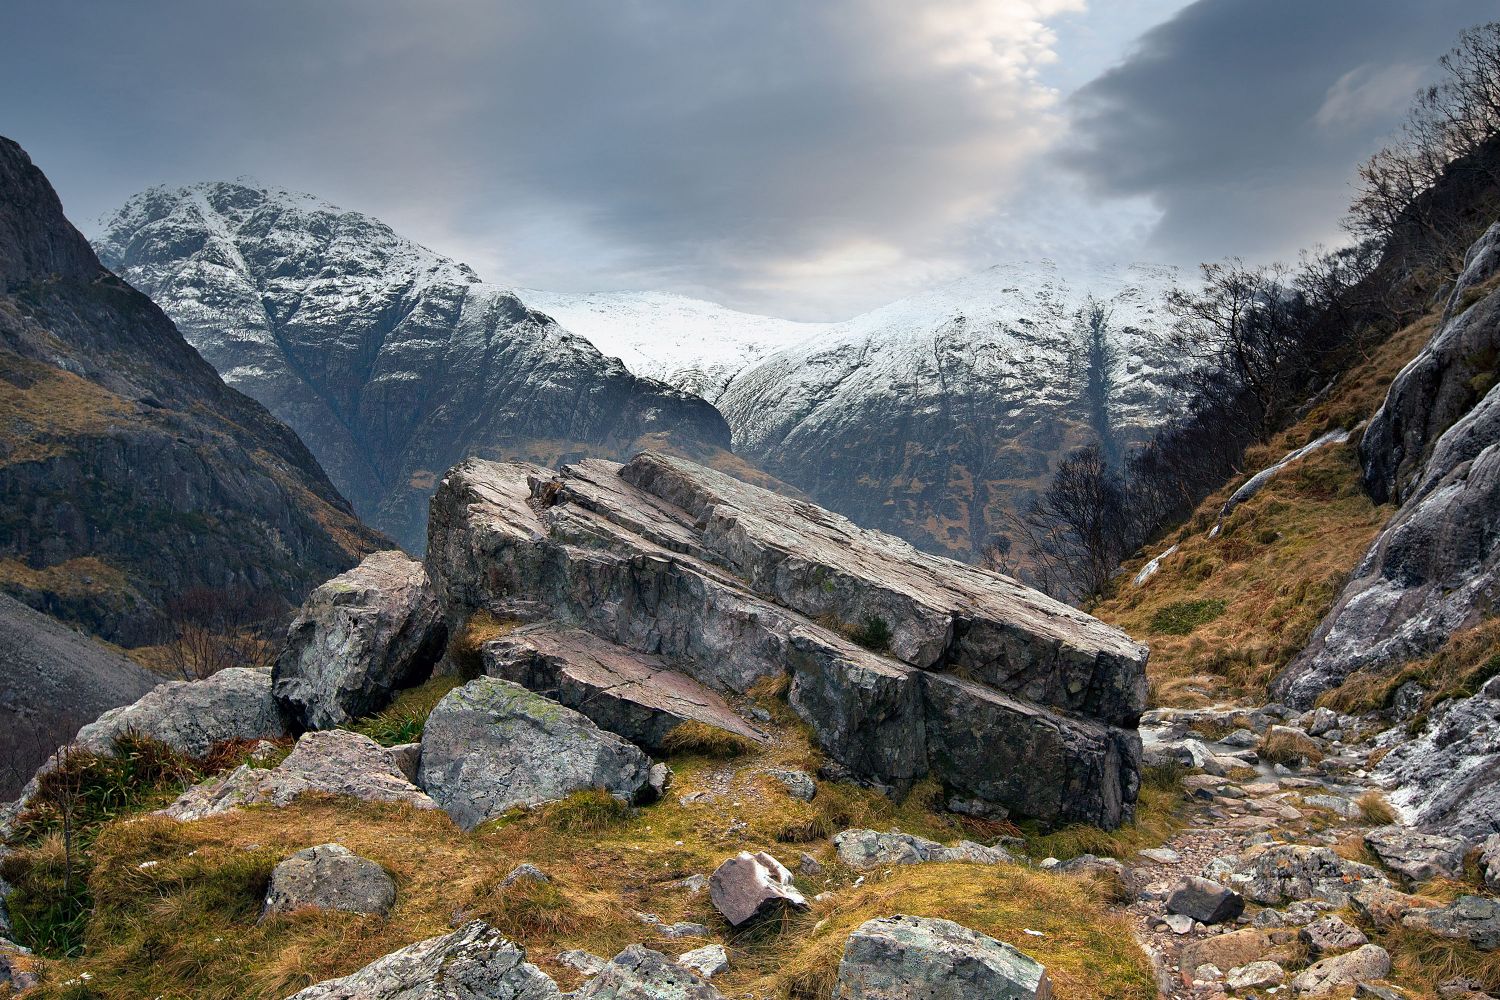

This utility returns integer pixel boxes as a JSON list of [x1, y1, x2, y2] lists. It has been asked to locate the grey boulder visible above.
[[263, 843, 396, 918], [274, 550, 446, 730], [676, 944, 728, 979], [1287, 944, 1392, 996], [709, 851, 809, 927], [573, 944, 722, 999], [284, 920, 559, 999], [1165, 877, 1245, 925], [161, 729, 437, 821], [832, 829, 1012, 869], [75, 666, 287, 757], [1363, 825, 1467, 884], [1402, 895, 1500, 950], [833, 915, 1052, 1000], [417, 677, 651, 831], [1299, 915, 1369, 955], [1481, 833, 1500, 892], [1232, 845, 1387, 906]]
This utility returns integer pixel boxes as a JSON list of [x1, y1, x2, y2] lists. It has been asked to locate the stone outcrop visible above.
[[1287, 944, 1392, 997], [832, 915, 1052, 1000], [709, 852, 808, 927], [417, 677, 651, 830], [162, 730, 436, 821], [96, 181, 732, 551], [573, 945, 723, 999], [482, 625, 765, 751], [284, 920, 559, 999], [832, 829, 1013, 868], [75, 667, 287, 758], [1401, 895, 1500, 951], [263, 844, 397, 918], [1277, 220, 1500, 708], [274, 550, 446, 730], [426, 451, 1146, 828], [0, 138, 386, 650], [1362, 826, 1467, 884], [1230, 845, 1388, 906]]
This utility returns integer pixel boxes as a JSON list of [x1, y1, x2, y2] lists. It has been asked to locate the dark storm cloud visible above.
[[1062, 0, 1497, 265], [0, 0, 1083, 316]]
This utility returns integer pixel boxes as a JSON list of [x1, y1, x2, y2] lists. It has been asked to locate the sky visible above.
[[1, 0, 1494, 320]]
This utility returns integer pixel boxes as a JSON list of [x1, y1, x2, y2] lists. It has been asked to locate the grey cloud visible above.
[[1061, 0, 1497, 266]]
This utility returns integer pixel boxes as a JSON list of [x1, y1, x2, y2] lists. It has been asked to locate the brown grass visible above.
[[1357, 791, 1397, 826], [1259, 729, 1325, 767], [1318, 616, 1500, 716]]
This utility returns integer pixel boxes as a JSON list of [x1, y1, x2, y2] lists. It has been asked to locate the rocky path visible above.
[[1121, 704, 1498, 1000]]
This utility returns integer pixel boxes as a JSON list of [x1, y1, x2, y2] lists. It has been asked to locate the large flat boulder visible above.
[[833, 915, 1052, 1000], [573, 944, 722, 999], [161, 730, 436, 821], [284, 920, 559, 999], [425, 453, 1146, 829], [417, 677, 651, 831], [482, 624, 765, 751], [274, 550, 446, 730], [74, 667, 287, 757]]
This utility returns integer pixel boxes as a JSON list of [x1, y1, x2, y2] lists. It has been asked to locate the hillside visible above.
[[0, 138, 386, 647], [93, 183, 734, 551], [716, 262, 1180, 560]]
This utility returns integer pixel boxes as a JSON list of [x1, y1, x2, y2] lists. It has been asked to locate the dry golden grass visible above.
[[446, 610, 520, 679], [0, 351, 133, 467], [1094, 310, 1451, 707], [0, 555, 132, 601], [1259, 729, 1326, 767], [1318, 615, 1500, 717], [660, 721, 759, 758], [1357, 791, 1397, 826]]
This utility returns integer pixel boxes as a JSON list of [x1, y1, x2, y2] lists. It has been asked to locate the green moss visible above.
[[1148, 599, 1227, 636]]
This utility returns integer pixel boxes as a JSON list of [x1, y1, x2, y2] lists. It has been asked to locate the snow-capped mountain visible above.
[[93, 182, 730, 551], [515, 289, 831, 401], [714, 261, 1181, 559]]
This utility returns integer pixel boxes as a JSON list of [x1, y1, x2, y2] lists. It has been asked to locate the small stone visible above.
[[1139, 847, 1181, 864], [501, 863, 550, 888], [766, 769, 817, 802], [709, 852, 808, 927], [677, 943, 729, 979], [799, 852, 824, 876], [1164, 914, 1196, 934], [1225, 960, 1285, 991], [1166, 877, 1245, 925], [647, 763, 673, 801], [1193, 963, 1224, 983], [1299, 914, 1369, 954], [558, 949, 607, 977], [1479, 833, 1500, 893], [262, 844, 396, 919], [575, 945, 721, 999]]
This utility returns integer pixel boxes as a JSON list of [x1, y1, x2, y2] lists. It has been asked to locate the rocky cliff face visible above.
[[94, 184, 733, 551], [425, 450, 1147, 828], [1275, 221, 1500, 707], [0, 137, 386, 644], [714, 263, 1179, 559]]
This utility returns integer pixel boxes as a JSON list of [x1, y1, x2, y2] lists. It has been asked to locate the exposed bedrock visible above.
[[425, 450, 1147, 828]]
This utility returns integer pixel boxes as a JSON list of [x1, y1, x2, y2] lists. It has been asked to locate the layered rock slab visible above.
[[481, 624, 765, 751], [833, 915, 1053, 1000], [426, 452, 1146, 828]]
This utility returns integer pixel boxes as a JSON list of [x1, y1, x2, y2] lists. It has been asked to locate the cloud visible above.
[[1060, 0, 1495, 267], [0, 0, 1088, 318]]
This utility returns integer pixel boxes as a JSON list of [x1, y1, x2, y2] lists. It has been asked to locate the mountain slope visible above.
[[94, 184, 733, 551], [0, 136, 386, 644], [715, 262, 1180, 559], [515, 288, 831, 401]]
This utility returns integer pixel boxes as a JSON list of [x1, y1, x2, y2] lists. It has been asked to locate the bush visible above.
[[848, 615, 893, 653]]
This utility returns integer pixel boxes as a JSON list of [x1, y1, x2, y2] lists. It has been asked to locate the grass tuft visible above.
[[1357, 791, 1397, 826], [1258, 729, 1324, 767], [1149, 599, 1227, 636], [348, 675, 461, 746], [661, 721, 758, 758]]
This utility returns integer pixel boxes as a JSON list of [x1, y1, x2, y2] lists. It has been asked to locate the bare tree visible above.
[[159, 586, 287, 681], [1070, 297, 1123, 465]]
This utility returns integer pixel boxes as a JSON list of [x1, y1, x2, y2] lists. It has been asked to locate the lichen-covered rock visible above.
[[765, 769, 817, 802], [1287, 944, 1391, 996], [832, 829, 1012, 869], [832, 915, 1052, 1000], [1232, 845, 1388, 906], [482, 625, 765, 751], [417, 677, 650, 831], [274, 551, 446, 730], [424, 452, 1145, 828], [75, 667, 287, 757], [283, 920, 560, 999], [263, 844, 396, 918], [573, 944, 722, 999], [1481, 833, 1500, 892], [1402, 895, 1500, 950], [1226, 961, 1285, 991], [1179, 930, 1272, 978], [676, 944, 729, 980], [709, 852, 808, 927], [1363, 826, 1467, 884], [1166, 876, 1244, 925], [1299, 915, 1369, 955], [161, 730, 436, 821]]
